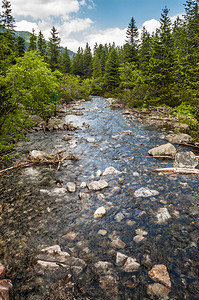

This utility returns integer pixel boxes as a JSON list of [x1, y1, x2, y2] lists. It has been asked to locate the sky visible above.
[[10, 0, 187, 52]]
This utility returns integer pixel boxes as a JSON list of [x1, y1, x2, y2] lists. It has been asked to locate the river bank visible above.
[[0, 96, 199, 299]]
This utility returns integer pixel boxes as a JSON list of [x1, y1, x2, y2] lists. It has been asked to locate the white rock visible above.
[[51, 188, 67, 195], [87, 180, 108, 191], [134, 187, 159, 198], [102, 167, 121, 176], [116, 252, 128, 267], [87, 137, 95, 143], [122, 257, 140, 272], [66, 182, 76, 193], [98, 229, 107, 236], [133, 172, 139, 177], [96, 170, 102, 177], [94, 207, 107, 218], [80, 182, 87, 188], [69, 140, 77, 148], [121, 130, 133, 135], [156, 208, 171, 223], [29, 150, 46, 159]]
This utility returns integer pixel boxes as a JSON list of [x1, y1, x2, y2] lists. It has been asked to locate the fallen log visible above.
[[152, 167, 199, 174]]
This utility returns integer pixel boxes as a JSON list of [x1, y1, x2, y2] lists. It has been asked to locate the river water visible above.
[[0, 96, 199, 299]]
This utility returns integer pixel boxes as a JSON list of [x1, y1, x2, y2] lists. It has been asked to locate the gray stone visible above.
[[147, 283, 170, 299], [111, 239, 126, 249], [115, 212, 125, 222], [102, 167, 121, 176], [134, 187, 159, 198], [47, 117, 67, 131], [94, 261, 114, 275], [66, 182, 76, 193], [87, 180, 108, 191], [122, 257, 140, 272], [148, 143, 176, 157], [165, 133, 193, 144], [174, 151, 198, 169], [156, 208, 171, 223]]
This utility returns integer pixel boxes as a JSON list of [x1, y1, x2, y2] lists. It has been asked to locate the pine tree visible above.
[[37, 30, 47, 58], [92, 53, 102, 79], [28, 29, 37, 51], [16, 36, 25, 57], [83, 43, 92, 78], [48, 26, 61, 71], [72, 47, 84, 77], [139, 26, 152, 72], [59, 47, 71, 73], [125, 17, 139, 64], [0, 0, 15, 30], [104, 49, 120, 90]]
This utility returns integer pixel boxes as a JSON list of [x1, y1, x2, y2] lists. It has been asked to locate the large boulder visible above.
[[174, 151, 198, 169], [165, 133, 193, 144], [148, 143, 176, 157], [47, 117, 67, 131]]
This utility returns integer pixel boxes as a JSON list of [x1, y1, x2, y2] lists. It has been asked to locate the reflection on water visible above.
[[0, 97, 199, 299]]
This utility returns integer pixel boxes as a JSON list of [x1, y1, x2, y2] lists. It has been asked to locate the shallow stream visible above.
[[0, 97, 199, 299]]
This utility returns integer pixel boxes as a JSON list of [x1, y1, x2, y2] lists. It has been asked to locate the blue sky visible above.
[[12, 0, 186, 51]]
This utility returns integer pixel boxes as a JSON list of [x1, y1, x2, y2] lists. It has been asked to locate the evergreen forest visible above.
[[0, 0, 199, 155]]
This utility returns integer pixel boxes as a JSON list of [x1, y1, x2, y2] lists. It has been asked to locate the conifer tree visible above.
[[83, 43, 92, 78], [16, 35, 25, 57], [104, 49, 120, 90], [0, 0, 15, 30], [48, 26, 61, 71], [28, 29, 37, 51], [125, 17, 139, 64], [37, 30, 47, 58], [92, 53, 102, 79], [59, 47, 71, 73]]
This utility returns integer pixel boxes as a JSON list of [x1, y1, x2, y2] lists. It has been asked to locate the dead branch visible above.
[[152, 167, 199, 174], [0, 149, 79, 175]]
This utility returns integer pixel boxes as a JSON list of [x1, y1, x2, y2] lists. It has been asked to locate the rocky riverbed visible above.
[[0, 96, 199, 299]]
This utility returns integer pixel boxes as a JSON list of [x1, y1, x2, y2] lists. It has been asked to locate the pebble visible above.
[[122, 257, 140, 272], [111, 239, 126, 249], [87, 180, 108, 191], [66, 182, 76, 193], [96, 170, 102, 177], [149, 264, 171, 288], [156, 208, 171, 223], [98, 230, 107, 236], [94, 207, 107, 218], [102, 167, 121, 176], [133, 235, 145, 243], [134, 187, 159, 198], [147, 283, 170, 299], [115, 252, 128, 267], [87, 137, 95, 143], [80, 182, 87, 188]]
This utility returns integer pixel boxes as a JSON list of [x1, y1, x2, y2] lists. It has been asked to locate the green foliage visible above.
[[104, 49, 120, 90]]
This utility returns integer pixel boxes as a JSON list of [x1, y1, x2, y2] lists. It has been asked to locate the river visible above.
[[0, 96, 199, 299]]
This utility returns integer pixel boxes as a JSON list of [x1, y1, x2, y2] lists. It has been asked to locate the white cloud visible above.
[[15, 20, 40, 33], [141, 19, 160, 34], [60, 18, 93, 37], [12, 0, 80, 20]]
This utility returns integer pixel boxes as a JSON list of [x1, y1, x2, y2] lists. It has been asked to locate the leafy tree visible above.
[[0, 0, 15, 30], [16, 35, 25, 57], [48, 26, 61, 71], [27, 28, 37, 51], [104, 48, 120, 90]]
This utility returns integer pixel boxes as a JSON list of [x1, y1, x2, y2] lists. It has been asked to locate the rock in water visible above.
[[66, 182, 76, 193], [94, 207, 107, 218], [116, 252, 128, 267], [87, 180, 108, 191], [102, 167, 121, 176], [147, 283, 170, 300], [122, 257, 140, 272], [156, 208, 171, 223], [134, 187, 159, 198], [29, 150, 46, 159], [174, 151, 198, 169], [149, 264, 171, 288], [148, 143, 176, 157]]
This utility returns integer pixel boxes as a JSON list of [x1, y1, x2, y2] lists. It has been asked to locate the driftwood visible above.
[[152, 167, 199, 174], [0, 149, 79, 175]]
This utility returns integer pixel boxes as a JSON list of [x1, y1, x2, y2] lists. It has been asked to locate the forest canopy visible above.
[[0, 0, 199, 154]]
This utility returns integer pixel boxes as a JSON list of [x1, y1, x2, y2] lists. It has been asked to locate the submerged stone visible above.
[[122, 257, 140, 272], [147, 283, 170, 299], [102, 167, 121, 176], [94, 207, 107, 219], [149, 264, 171, 288], [156, 208, 171, 223], [134, 187, 159, 198], [87, 180, 108, 191]]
